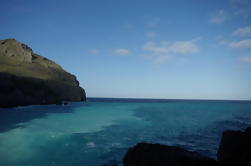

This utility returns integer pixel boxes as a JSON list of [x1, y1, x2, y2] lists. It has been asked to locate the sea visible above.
[[0, 98, 251, 166]]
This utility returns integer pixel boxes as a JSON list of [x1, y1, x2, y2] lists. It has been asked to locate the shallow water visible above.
[[0, 98, 251, 166]]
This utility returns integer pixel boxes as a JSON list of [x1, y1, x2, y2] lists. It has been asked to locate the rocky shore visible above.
[[123, 127, 251, 166]]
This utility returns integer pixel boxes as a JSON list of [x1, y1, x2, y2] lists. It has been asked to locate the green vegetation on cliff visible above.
[[0, 38, 86, 107]]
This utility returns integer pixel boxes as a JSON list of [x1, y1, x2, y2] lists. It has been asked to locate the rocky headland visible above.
[[0, 38, 86, 108]]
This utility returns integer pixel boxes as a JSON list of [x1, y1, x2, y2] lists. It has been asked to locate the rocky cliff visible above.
[[0, 38, 86, 107]]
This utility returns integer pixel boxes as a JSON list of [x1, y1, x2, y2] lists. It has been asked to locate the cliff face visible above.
[[0, 38, 86, 108]]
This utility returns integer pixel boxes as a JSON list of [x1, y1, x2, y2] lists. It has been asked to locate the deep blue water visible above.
[[0, 98, 251, 166]]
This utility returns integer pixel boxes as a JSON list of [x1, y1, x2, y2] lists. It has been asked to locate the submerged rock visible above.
[[0, 38, 86, 107], [123, 143, 216, 166]]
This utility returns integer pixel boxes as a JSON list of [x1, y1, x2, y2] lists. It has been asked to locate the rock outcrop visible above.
[[0, 38, 86, 107], [217, 127, 251, 166], [123, 127, 251, 166], [123, 143, 216, 166]]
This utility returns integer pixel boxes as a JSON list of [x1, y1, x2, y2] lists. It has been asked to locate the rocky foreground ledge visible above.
[[123, 127, 251, 166], [0, 38, 86, 108]]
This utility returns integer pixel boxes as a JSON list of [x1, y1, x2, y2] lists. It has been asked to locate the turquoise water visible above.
[[0, 99, 251, 166]]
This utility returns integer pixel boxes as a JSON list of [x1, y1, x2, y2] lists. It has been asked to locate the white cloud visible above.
[[113, 49, 130, 56], [143, 40, 198, 55], [209, 10, 228, 24], [218, 39, 230, 46], [145, 31, 157, 38], [234, 6, 251, 16], [147, 22, 158, 28], [229, 38, 251, 48], [232, 26, 251, 37], [143, 39, 199, 64], [124, 24, 133, 29], [231, 0, 251, 18], [89, 49, 99, 54], [241, 55, 251, 62], [231, 0, 251, 6], [178, 58, 188, 65], [169, 41, 199, 54], [154, 55, 171, 64], [143, 41, 167, 54], [0, 3, 32, 13], [147, 17, 160, 28]]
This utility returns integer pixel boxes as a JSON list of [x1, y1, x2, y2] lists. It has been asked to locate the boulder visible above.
[[123, 143, 217, 166], [123, 127, 251, 166]]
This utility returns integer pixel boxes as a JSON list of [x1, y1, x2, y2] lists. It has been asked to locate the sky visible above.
[[1, 0, 251, 100]]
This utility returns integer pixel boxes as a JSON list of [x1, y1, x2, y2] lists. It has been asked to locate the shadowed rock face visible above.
[[0, 38, 86, 108], [217, 127, 251, 166]]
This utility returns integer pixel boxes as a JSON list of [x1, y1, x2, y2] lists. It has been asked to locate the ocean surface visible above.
[[0, 98, 251, 166]]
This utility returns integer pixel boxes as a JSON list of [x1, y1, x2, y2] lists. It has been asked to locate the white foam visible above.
[[86, 142, 96, 148]]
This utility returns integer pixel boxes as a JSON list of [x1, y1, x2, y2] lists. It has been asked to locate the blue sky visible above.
[[1, 0, 251, 100]]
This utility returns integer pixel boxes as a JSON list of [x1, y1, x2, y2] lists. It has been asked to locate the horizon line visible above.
[[87, 97, 251, 102]]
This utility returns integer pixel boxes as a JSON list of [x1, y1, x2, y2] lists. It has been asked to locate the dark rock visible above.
[[123, 143, 217, 166], [56, 100, 63, 106], [0, 38, 86, 107], [123, 127, 251, 166], [217, 127, 251, 166], [56, 101, 69, 106]]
